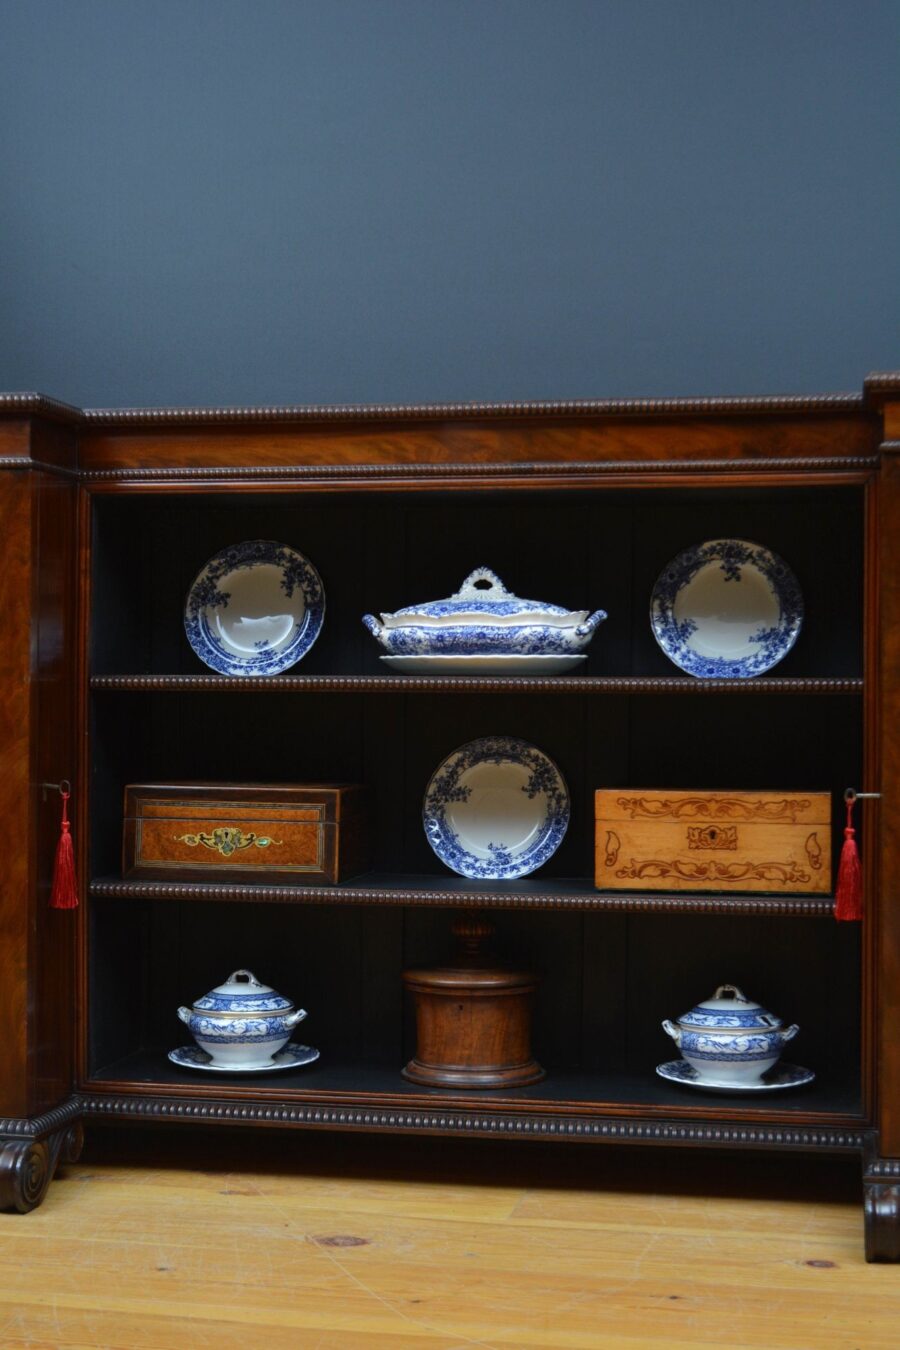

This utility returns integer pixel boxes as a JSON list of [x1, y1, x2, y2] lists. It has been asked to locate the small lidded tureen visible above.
[[662, 984, 798, 1085], [362, 568, 607, 656], [177, 969, 306, 1067]]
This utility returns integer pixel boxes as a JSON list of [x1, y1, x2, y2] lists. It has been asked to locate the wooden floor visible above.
[[0, 1126, 897, 1348]]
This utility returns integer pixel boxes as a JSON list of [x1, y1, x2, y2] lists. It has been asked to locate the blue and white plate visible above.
[[168, 1044, 320, 1073], [656, 1059, 814, 1093], [185, 540, 324, 676], [423, 736, 569, 880], [650, 539, 803, 678]]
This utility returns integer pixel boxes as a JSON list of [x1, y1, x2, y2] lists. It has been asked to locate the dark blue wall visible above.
[[1, 0, 897, 407]]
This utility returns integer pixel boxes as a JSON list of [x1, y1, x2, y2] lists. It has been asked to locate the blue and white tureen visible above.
[[177, 969, 307, 1067], [662, 983, 798, 1085], [363, 568, 607, 657]]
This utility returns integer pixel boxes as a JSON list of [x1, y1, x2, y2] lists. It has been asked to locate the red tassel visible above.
[[834, 794, 862, 922], [50, 789, 78, 910]]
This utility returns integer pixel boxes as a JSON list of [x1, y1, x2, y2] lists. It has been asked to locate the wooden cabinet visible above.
[[1, 380, 898, 1260]]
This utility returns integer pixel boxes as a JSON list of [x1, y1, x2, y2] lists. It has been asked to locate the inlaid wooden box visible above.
[[123, 783, 371, 884], [594, 789, 832, 894]]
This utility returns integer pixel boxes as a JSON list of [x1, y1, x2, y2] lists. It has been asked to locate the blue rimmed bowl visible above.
[[650, 539, 803, 678], [185, 540, 324, 676], [422, 735, 569, 880]]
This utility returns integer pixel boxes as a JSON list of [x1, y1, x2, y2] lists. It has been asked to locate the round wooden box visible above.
[[402, 965, 544, 1089]]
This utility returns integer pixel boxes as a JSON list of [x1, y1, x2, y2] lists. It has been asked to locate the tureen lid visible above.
[[676, 983, 782, 1030], [384, 568, 579, 623], [191, 969, 294, 1015]]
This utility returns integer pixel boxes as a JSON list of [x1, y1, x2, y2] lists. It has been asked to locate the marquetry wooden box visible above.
[[122, 783, 370, 884], [594, 789, 832, 894]]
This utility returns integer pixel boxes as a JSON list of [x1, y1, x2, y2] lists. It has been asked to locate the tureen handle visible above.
[[454, 568, 511, 601], [575, 609, 607, 637], [713, 984, 747, 1002], [779, 1023, 800, 1045], [661, 1019, 682, 1047], [177, 1006, 193, 1025], [228, 969, 263, 987], [282, 1008, 308, 1030]]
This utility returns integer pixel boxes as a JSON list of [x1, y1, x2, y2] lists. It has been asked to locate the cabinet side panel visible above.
[[0, 463, 78, 1119], [878, 451, 900, 1153], [0, 472, 35, 1117], [33, 470, 78, 1110]]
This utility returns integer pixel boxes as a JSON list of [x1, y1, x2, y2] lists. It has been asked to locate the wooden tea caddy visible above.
[[402, 911, 544, 1089], [1, 374, 899, 1262]]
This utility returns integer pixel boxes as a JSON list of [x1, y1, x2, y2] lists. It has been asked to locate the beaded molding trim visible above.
[[3, 454, 878, 482], [90, 878, 836, 916], [0, 1098, 82, 1139], [82, 393, 869, 426], [89, 674, 864, 695], [3, 382, 895, 429], [78, 1092, 869, 1150], [864, 373, 900, 400], [865, 1158, 900, 1178], [0, 457, 80, 476], [0, 390, 871, 429], [0, 393, 82, 423], [79, 456, 879, 483]]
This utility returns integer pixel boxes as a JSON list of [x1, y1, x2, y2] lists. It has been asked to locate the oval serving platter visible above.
[[423, 736, 569, 880], [185, 540, 325, 676], [650, 538, 803, 678], [380, 653, 587, 675]]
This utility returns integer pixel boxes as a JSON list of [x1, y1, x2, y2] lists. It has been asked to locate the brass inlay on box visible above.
[[123, 782, 371, 885], [174, 827, 283, 856]]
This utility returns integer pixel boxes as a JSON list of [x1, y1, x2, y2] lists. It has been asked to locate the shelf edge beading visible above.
[[77, 1091, 869, 1150], [89, 674, 865, 695], [89, 879, 836, 916]]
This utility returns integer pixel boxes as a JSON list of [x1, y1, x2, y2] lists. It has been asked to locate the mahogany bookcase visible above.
[[1, 375, 898, 1260]]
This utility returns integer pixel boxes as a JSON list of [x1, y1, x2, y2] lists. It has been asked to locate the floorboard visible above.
[[0, 1127, 896, 1348]]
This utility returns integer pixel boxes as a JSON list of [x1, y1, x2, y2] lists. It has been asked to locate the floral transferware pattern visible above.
[[168, 1044, 320, 1073], [650, 539, 803, 678], [185, 539, 324, 676], [422, 736, 570, 880], [655, 1060, 814, 1093], [364, 616, 605, 656], [183, 1013, 297, 1043]]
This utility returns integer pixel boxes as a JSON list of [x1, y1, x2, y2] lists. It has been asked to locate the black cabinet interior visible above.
[[86, 483, 866, 1116]]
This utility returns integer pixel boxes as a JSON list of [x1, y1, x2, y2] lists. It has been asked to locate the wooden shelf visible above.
[[84, 1051, 864, 1128], [89, 674, 865, 695], [90, 874, 838, 916]]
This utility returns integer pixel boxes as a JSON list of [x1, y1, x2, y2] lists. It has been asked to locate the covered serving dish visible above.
[[662, 983, 798, 1084], [177, 968, 307, 1067], [362, 568, 607, 656]]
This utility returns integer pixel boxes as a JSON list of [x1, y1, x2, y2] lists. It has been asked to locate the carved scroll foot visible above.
[[863, 1146, 900, 1262], [0, 1122, 84, 1214], [865, 1181, 900, 1262]]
